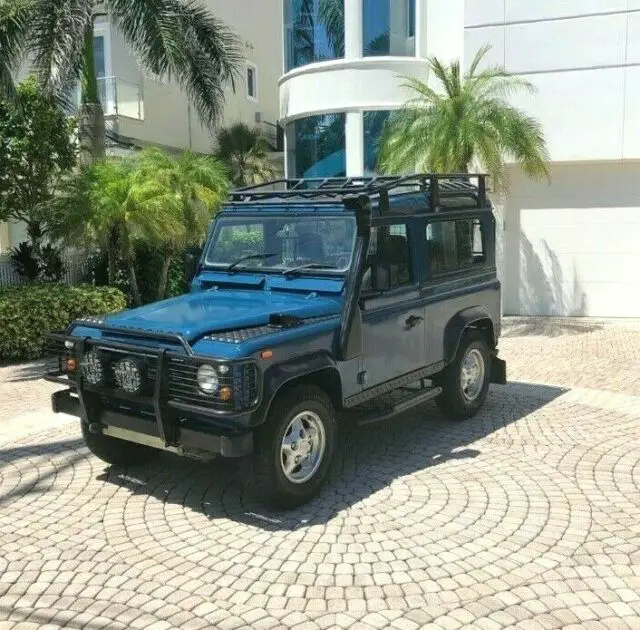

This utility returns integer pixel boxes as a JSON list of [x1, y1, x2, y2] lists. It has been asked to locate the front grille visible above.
[[45, 335, 258, 412], [167, 359, 258, 410]]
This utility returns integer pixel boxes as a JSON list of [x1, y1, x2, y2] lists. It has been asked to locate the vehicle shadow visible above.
[[502, 317, 604, 338], [92, 381, 568, 531], [0, 382, 567, 529]]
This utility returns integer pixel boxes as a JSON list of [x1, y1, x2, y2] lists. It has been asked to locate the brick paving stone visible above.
[[1, 317, 640, 629]]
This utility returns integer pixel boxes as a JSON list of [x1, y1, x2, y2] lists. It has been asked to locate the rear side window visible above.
[[426, 219, 485, 276]]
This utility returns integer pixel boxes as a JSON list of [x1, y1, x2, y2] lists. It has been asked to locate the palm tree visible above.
[[378, 45, 550, 191], [0, 1, 28, 99], [135, 148, 229, 299], [52, 157, 184, 305], [0, 0, 242, 163], [214, 123, 279, 188]]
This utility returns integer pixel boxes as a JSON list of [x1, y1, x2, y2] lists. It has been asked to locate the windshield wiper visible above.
[[282, 262, 338, 277], [226, 253, 277, 273]]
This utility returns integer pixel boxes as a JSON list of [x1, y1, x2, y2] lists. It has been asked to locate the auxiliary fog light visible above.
[[81, 350, 104, 385]]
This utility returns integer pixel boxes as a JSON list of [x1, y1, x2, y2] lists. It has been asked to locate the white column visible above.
[[346, 111, 364, 177], [415, 0, 428, 59], [0, 222, 10, 253], [344, 0, 363, 59], [423, 0, 464, 63]]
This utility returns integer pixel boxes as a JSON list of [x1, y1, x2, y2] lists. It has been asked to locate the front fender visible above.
[[443, 306, 496, 365], [249, 352, 340, 427]]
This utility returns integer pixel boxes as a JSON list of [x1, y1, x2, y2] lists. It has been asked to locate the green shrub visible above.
[[0, 284, 127, 362]]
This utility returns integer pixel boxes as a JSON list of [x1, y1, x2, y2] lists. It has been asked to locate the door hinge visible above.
[[357, 371, 368, 386]]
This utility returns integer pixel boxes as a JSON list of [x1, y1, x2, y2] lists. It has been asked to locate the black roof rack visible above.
[[229, 173, 489, 213]]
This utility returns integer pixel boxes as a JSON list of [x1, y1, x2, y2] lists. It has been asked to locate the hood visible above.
[[100, 288, 342, 343]]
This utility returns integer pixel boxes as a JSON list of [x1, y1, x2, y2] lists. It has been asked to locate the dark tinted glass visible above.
[[363, 0, 416, 57], [289, 113, 346, 178], [284, 0, 345, 71]]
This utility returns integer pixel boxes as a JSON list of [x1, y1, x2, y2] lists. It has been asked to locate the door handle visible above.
[[405, 315, 424, 330]]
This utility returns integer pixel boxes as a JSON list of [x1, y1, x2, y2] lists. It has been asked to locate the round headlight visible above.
[[197, 364, 219, 394], [81, 350, 103, 385]]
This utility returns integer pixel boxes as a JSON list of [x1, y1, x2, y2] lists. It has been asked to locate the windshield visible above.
[[204, 214, 357, 273]]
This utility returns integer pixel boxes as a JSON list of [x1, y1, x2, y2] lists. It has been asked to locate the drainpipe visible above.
[[338, 193, 372, 361]]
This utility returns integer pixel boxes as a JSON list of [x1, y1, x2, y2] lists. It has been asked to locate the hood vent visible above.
[[204, 315, 337, 345]]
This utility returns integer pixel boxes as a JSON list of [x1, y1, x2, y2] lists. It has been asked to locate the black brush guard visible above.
[[45, 333, 258, 458]]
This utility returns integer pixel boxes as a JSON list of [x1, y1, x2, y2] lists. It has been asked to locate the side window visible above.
[[426, 219, 485, 276], [362, 223, 412, 293]]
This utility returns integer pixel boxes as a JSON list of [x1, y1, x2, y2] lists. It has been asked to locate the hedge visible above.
[[0, 284, 127, 362]]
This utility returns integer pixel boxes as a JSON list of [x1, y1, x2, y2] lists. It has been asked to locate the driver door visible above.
[[359, 223, 426, 390]]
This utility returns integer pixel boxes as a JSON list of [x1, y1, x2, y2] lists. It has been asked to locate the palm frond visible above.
[[28, 0, 93, 97], [107, 0, 243, 128], [214, 122, 278, 187], [0, 0, 33, 99], [318, 0, 344, 57], [379, 46, 550, 189], [466, 44, 491, 78]]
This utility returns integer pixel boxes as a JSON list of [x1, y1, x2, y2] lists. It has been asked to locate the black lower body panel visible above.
[[52, 389, 253, 458]]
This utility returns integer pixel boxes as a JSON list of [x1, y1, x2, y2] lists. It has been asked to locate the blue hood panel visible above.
[[102, 289, 342, 343]]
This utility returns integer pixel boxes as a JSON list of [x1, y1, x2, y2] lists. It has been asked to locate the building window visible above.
[[246, 63, 257, 101], [288, 113, 346, 178], [426, 219, 485, 276], [284, 0, 345, 72], [363, 0, 416, 57], [363, 110, 392, 174]]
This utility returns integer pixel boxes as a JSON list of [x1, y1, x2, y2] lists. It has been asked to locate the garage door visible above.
[[504, 163, 640, 318]]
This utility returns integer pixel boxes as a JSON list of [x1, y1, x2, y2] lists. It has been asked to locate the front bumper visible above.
[[53, 389, 253, 458]]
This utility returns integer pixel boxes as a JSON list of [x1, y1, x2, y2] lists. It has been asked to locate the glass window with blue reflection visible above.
[[284, 0, 345, 71], [363, 0, 415, 56], [364, 111, 392, 174], [290, 113, 346, 178]]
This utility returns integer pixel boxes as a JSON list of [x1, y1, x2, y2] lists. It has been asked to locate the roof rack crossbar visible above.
[[229, 174, 489, 209]]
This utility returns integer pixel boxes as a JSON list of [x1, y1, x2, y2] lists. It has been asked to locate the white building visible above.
[[279, 0, 640, 318], [0, 0, 283, 254]]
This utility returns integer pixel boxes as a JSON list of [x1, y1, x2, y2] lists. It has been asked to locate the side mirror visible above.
[[185, 252, 199, 283]]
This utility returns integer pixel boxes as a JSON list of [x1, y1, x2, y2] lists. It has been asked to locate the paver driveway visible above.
[[0, 318, 639, 630]]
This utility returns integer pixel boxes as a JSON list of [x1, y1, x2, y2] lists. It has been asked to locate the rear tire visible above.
[[252, 385, 336, 509], [436, 330, 491, 421], [81, 422, 158, 467]]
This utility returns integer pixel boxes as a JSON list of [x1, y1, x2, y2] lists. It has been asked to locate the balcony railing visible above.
[[71, 76, 144, 121]]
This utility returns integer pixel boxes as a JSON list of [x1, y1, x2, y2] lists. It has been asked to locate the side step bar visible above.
[[355, 386, 442, 426]]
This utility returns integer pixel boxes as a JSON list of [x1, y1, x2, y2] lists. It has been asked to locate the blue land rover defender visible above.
[[45, 175, 506, 508]]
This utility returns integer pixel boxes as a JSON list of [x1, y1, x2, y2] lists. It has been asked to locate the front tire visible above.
[[81, 422, 158, 467], [436, 330, 491, 421], [252, 385, 336, 509]]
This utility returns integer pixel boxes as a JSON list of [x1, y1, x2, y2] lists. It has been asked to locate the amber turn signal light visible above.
[[219, 386, 233, 402], [260, 350, 273, 360], [65, 357, 77, 372]]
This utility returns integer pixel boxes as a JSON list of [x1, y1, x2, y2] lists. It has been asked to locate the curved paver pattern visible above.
[[0, 318, 639, 629]]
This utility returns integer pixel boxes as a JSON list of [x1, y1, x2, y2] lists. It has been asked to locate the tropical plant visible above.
[[378, 46, 550, 191], [52, 156, 184, 306], [0, 283, 126, 361], [0, 0, 242, 163], [214, 123, 278, 188], [0, 77, 76, 234], [135, 148, 229, 299]]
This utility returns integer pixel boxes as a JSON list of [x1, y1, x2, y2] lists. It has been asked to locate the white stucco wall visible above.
[[464, 1, 640, 163], [503, 162, 640, 318], [110, 0, 282, 153]]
